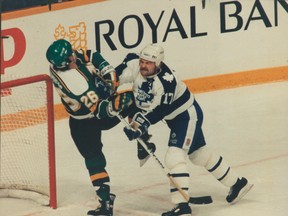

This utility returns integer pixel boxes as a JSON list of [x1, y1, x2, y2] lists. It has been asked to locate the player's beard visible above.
[[140, 67, 155, 77], [140, 68, 148, 76]]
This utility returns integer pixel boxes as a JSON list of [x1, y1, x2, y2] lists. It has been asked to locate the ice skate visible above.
[[226, 177, 253, 204], [162, 203, 192, 216], [87, 193, 116, 216]]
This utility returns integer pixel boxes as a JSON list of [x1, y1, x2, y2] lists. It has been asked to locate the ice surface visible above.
[[1, 82, 287, 216]]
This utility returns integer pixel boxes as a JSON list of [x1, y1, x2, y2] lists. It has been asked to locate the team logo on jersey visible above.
[[163, 72, 174, 83], [170, 132, 178, 145], [136, 81, 154, 105]]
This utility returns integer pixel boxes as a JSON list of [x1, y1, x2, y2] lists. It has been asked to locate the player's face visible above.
[[67, 52, 77, 69], [139, 58, 157, 77]]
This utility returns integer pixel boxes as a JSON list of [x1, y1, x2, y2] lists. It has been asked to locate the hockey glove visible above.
[[92, 51, 120, 91], [110, 91, 133, 112], [124, 112, 150, 140], [95, 100, 114, 119], [104, 71, 119, 92], [95, 92, 133, 119]]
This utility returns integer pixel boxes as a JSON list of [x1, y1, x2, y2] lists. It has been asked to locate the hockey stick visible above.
[[117, 114, 213, 205], [91, 68, 212, 204]]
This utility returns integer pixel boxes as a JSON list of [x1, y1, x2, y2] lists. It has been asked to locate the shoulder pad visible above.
[[125, 53, 139, 61], [115, 53, 139, 75]]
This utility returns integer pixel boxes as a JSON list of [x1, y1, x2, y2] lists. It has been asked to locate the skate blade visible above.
[[139, 155, 151, 167], [230, 183, 254, 205]]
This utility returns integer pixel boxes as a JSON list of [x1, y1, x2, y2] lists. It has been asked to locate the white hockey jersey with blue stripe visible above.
[[116, 53, 195, 125]]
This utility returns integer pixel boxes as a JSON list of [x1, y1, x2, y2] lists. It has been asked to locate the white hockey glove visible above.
[[124, 112, 151, 140]]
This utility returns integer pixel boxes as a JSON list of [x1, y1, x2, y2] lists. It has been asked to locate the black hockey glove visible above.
[[124, 112, 150, 140]]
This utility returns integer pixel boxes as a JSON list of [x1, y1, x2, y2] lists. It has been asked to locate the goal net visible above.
[[0, 74, 57, 208]]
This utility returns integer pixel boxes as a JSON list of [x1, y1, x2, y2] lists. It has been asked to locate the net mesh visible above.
[[0, 75, 51, 205]]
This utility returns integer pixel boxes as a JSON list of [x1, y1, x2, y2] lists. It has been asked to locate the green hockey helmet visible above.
[[46, 39, 73, 68]]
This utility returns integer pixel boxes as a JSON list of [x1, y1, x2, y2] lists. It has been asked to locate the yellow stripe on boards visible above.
[[1, 107, 47, 132], [1, 66, 287, 132], [184, 66, 288, 93]]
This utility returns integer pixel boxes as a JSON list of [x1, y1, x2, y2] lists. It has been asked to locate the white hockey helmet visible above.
[[139, 44, 164, 67]]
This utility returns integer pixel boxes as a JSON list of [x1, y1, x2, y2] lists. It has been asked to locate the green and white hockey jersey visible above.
[[49, 49, 116, 119]]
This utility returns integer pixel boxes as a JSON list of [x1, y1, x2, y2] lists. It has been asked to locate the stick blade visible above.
[[189, 196, 213, 205], [139, 155, 151, 167]]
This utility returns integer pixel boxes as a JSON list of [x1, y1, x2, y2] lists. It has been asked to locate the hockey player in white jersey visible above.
[[116, 44, 253, 216]]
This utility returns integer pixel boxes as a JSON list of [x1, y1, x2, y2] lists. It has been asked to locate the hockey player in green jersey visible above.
[[46, 39, 133, 216]]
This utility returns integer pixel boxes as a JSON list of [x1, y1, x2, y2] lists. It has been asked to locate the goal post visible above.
[[0, 74, 57, 209]]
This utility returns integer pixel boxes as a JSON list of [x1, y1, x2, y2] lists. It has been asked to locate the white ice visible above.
[[1, 81, 288, 216]]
